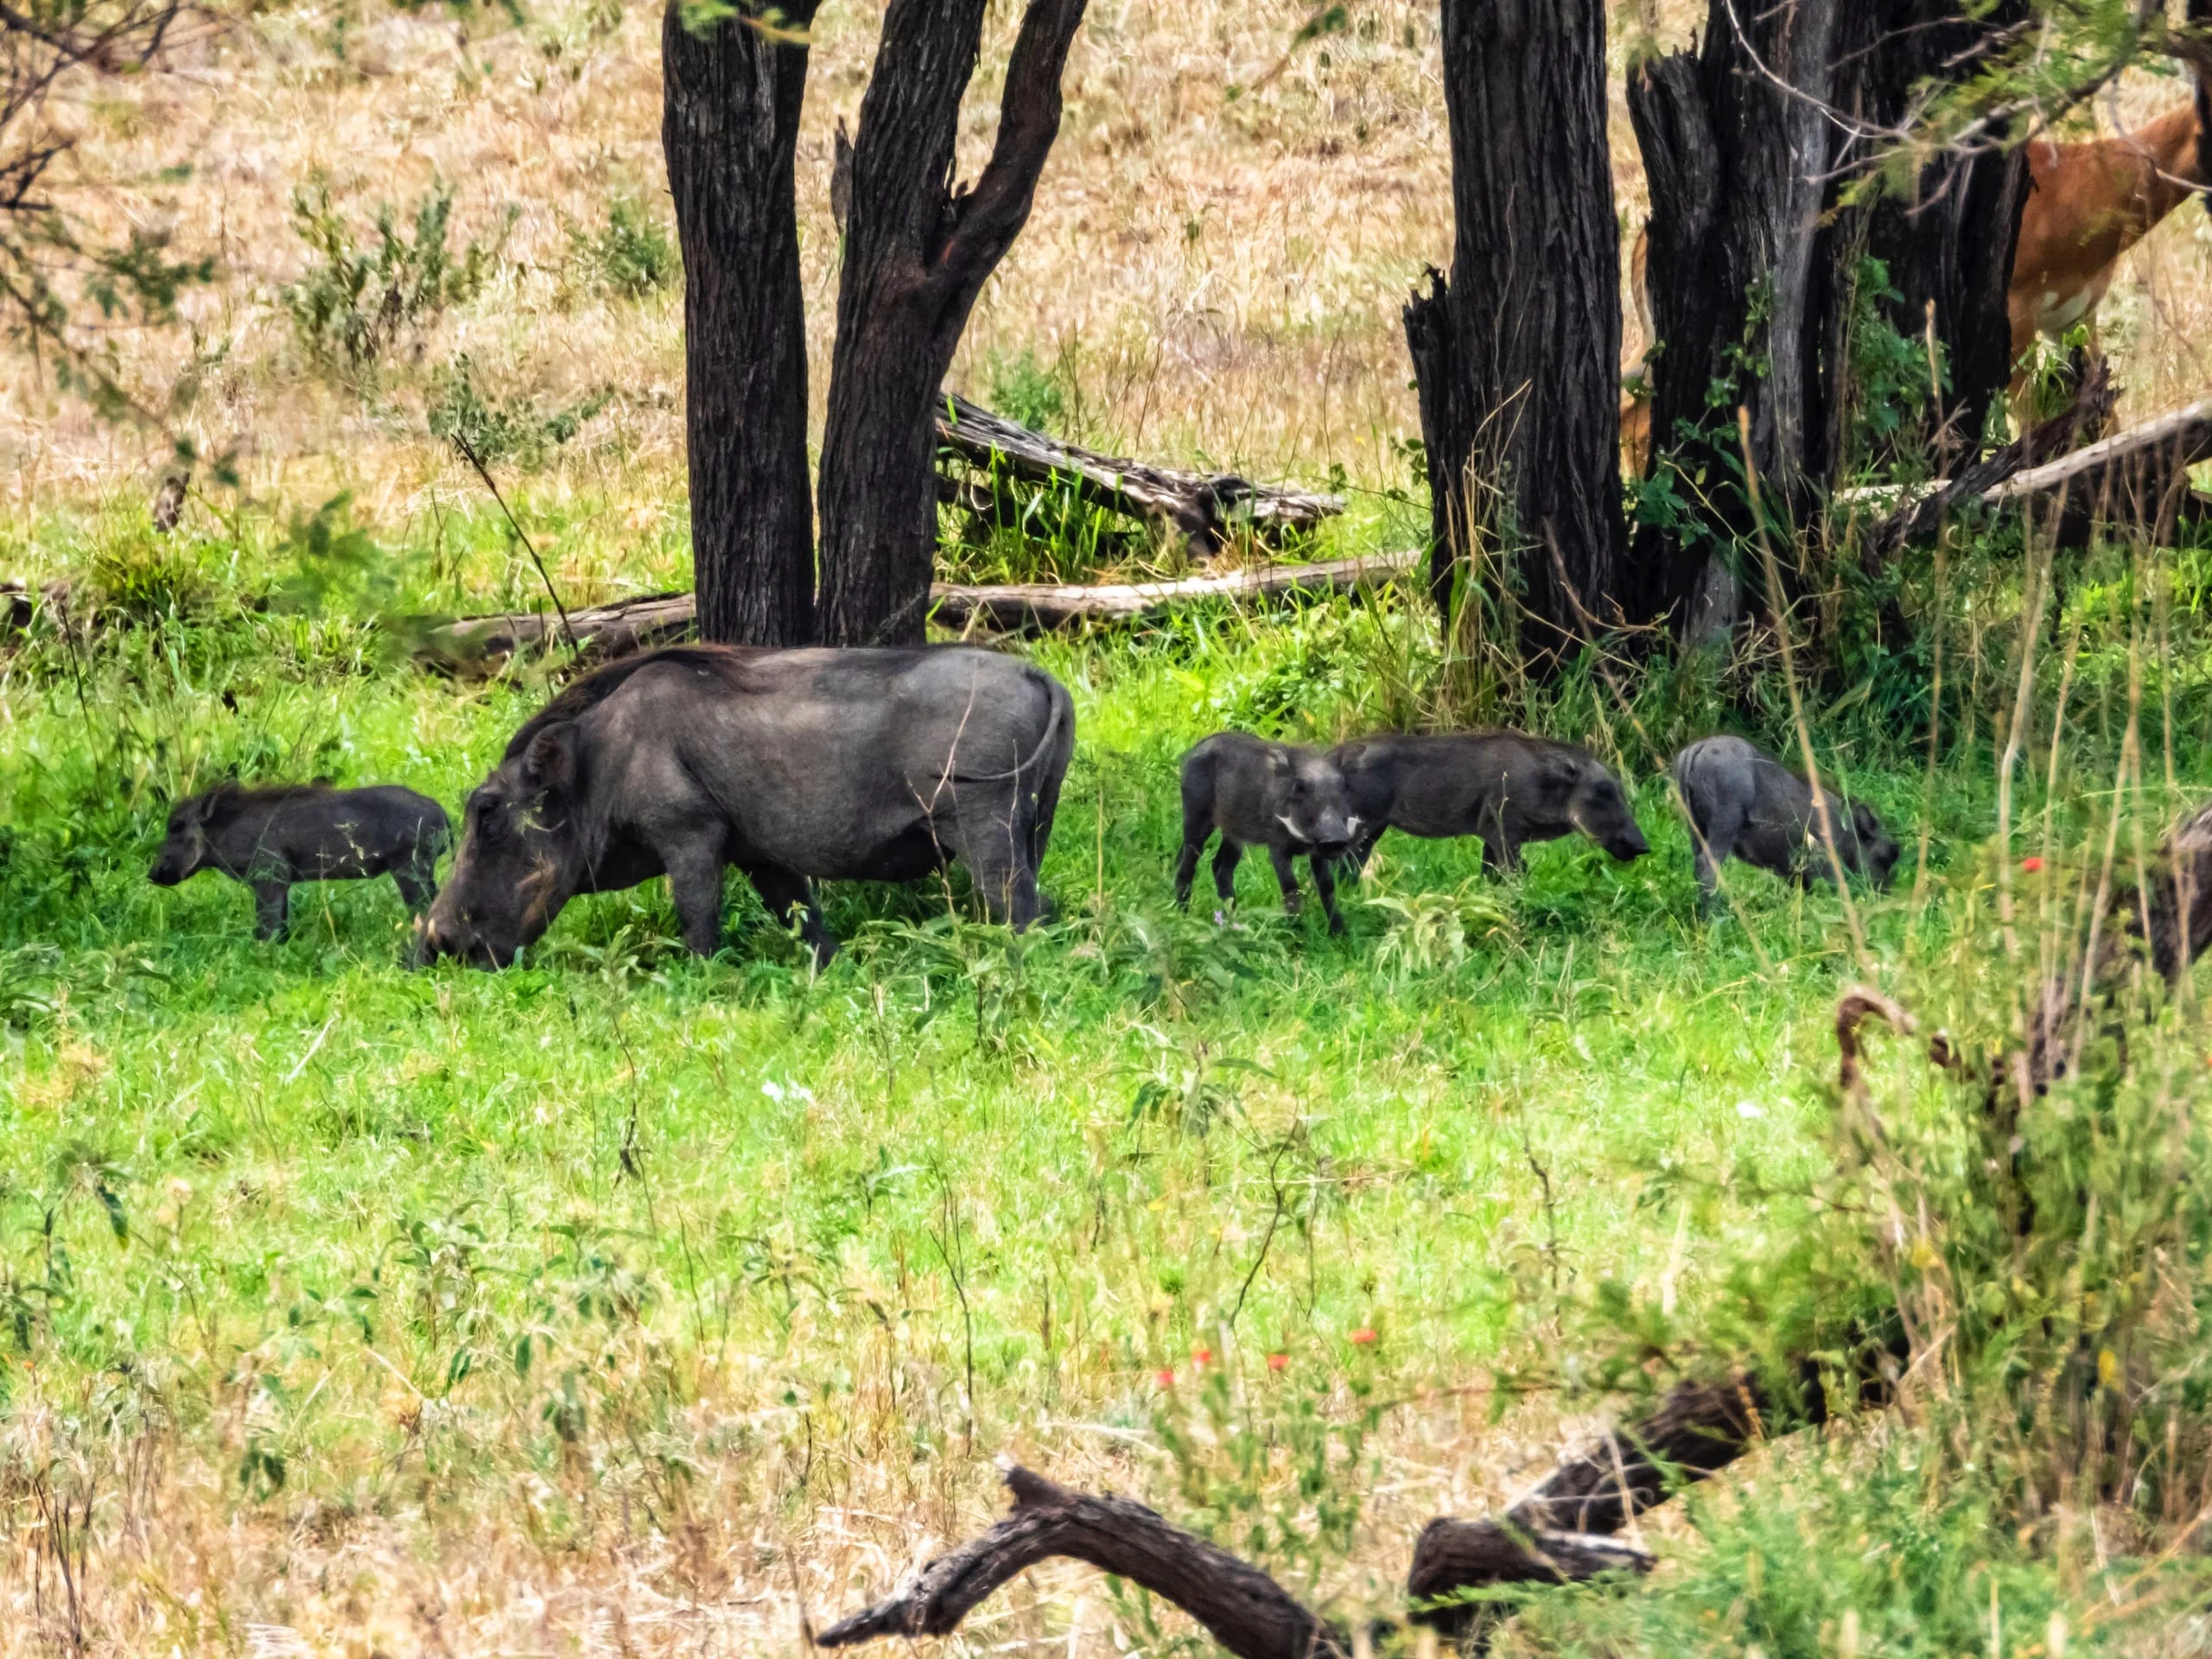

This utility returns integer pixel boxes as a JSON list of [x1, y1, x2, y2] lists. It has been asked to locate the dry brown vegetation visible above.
[[10, 0, 2203, 571]]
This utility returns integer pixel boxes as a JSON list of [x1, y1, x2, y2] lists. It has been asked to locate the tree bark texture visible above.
[[1628, 1, 2029, 639], [815, 0, 1088, 647], [1827, 3, 2031, 468], [2196, 1, 2212, 213], [1404, 0, 1625, 663], [661, 1, 821, 647]]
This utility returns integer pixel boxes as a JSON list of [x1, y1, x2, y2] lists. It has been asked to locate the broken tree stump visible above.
[[934, 394, 1344, 554]]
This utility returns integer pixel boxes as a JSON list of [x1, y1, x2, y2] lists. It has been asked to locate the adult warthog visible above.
[[416, 645, 1073, 968]]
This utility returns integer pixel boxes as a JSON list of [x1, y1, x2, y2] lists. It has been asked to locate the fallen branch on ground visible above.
[[410, 553, 1420, 669], [818, 1462, 1351, 1658], [1872, 367, 2212, 556], [1866, 359, 2117, 558], [935, 394, 1344, 553]]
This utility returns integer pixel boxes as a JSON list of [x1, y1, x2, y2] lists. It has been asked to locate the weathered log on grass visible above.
[[929, 551, 1418, 632], [1987, 391, 2212, 537], [410, 553, 1419, 669], [817, 1462, 1352, 1659], [935, 394, 1344, 552]]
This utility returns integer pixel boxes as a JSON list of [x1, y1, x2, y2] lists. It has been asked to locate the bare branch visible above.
[[819, 1462, 1351, 1659]]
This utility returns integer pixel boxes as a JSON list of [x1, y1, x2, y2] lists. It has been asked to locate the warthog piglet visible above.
[[1175, 732, 1358, 933], [150, 782, 449, 941]]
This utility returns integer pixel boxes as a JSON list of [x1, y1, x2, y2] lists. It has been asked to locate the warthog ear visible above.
[[1266, 747, 1292, 774], [524, 722, 581, 795], [1853, 802, 1880, 838]]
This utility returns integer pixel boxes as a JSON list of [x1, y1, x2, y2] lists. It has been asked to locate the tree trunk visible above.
[[1827, 2, 2031, 471], [1629, 1, 2029, 645], [1627, 0, 1844, 643], [661, 2, 821, 647], [815, 0, 1088, 647], [1403, 0, 1625, 665]]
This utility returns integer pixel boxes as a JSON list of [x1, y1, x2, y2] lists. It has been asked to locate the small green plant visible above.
[[283, 178, 512, 371], [568, 195, 677, 299], [427, 354, 609, 470], [987, 346, 1069, 434], [1365, 881, 1514, 978]]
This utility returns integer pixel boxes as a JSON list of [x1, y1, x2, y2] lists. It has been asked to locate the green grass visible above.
[[0, 517, 2208, 1651]]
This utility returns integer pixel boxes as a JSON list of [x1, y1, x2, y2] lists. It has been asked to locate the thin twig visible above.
[[448, 430, 577, 650]]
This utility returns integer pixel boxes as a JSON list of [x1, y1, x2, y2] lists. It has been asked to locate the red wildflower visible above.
[[2021, 856, 2044, 874], [1154, 1369, 1176, 1389], [1192, 1346, 1213, 1366], [1350, 1327, 1378, 1346], [1267, 1352, 1290, 1372]]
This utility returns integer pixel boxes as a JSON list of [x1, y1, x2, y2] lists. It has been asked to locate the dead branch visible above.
[[817, 1462, 1351, 1659], [410, 553, 1418, 670], [1867, 357, 2117, 559], [936, 394, 1344, 553]]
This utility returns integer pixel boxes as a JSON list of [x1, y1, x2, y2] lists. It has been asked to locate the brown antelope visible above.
[[1620, 73, 2209, 470], [2010, 93, 2209, 365]]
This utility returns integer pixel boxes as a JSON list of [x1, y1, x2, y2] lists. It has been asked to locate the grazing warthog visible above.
[[149, 783, 449, 941], [1672, 734, 1898, 912], [416, 645, 1073, 969], [1330, 731, 1648, 875], [1174, 732, 1358, 933]]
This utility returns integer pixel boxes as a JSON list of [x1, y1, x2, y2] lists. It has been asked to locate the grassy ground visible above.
[[3, 1, 2212, 1652], [2, 512, 2208, 1652]]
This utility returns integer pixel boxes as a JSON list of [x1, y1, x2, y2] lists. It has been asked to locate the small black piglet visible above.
[[1672, 735, 1897, 912], [1175, 733, 1358, 933], [150, 783, 450, 941]]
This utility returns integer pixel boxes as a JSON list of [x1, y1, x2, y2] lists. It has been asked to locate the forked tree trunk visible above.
[[1629, 0, 2028, 645], [1402, 0, 1625, 664], [661, 1, 821, 647], [815, 0, 1089, 647]]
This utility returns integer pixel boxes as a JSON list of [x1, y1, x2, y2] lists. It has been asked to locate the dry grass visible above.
[[6, 0, 2206, 566]]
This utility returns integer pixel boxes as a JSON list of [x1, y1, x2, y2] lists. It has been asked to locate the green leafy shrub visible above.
[[568, 195, 677, 299], [987, 346, 1067, 435], [283, 178, 512, 371], [427, 353, 609, 470]]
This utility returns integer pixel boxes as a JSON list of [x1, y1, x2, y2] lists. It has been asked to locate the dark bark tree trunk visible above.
[[1403, 0, 1625, 665], [815, 0, 1089, 648], [2196, 1, 2212, 213], [1827, 3, 2031, 471], [1627, 0, 1847, 643], [1628, 0, 2029, 646], [661, 2, 821, 647]]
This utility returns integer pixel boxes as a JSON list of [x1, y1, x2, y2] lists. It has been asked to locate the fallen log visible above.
[[1866, 358, 2115, 559], [817, 1459, 1651, 1656], [823, 993, 1942, 1652], [1871, 366, 2212, 555], [410, 553, 1420, 668], [818, 1463, 1351, 1659], [931, 550, 1419, 632], [935, 394, 1344, 553], [1987, 391, 2212, 527]]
